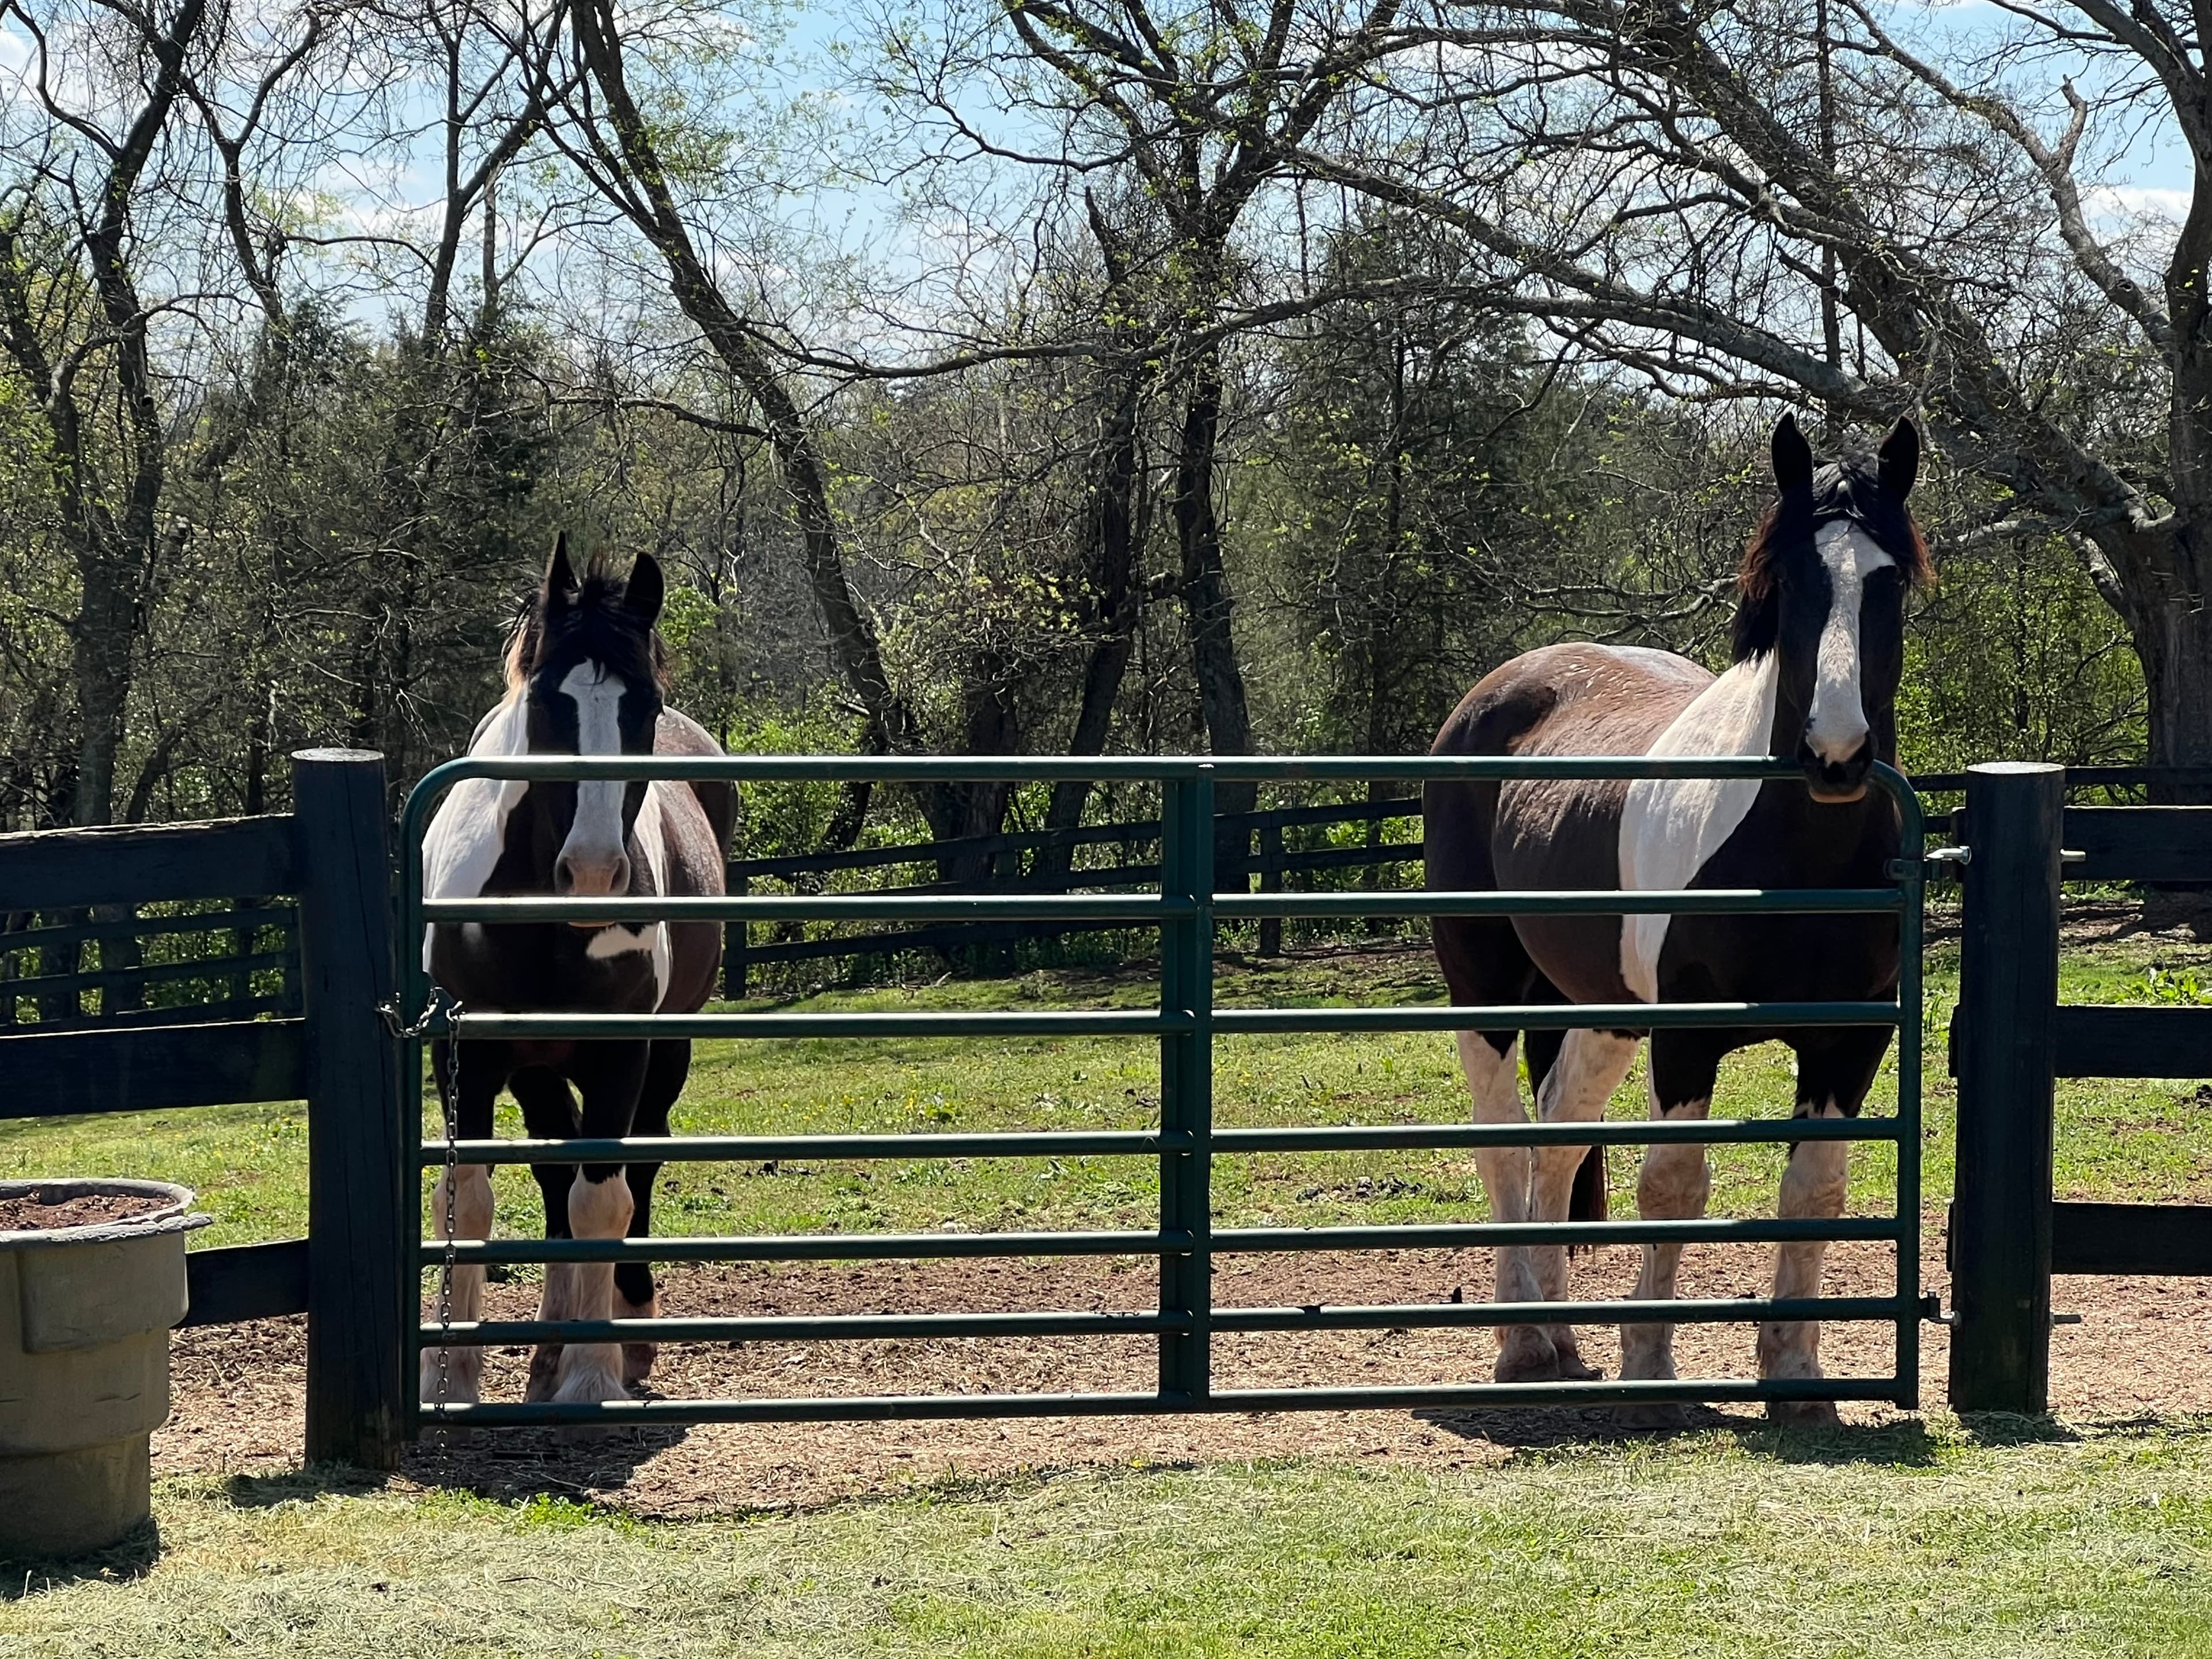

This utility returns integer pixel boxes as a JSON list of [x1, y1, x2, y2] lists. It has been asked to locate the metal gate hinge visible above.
[[1921, 1294, 1952, 1325]]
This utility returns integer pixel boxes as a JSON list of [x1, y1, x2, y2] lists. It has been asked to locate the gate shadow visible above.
[[1416, 1405, 1941, 1467], [397, 1414, 694, 1503]]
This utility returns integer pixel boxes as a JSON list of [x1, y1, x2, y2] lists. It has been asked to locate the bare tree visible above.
[[2, 0, 220, 824], [1279, 0, 2212, 781]]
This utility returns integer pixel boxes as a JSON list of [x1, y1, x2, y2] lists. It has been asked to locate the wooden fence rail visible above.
[[721, 797, 1426, 993], [0, 750, 399, 1467]]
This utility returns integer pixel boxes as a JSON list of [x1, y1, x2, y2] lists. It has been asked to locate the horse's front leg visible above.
[[1526, 1028, 1639, 1381], [421, 1039, 503, 1408], [1455, 1029, 1556, 1381], [510, 1067, 582, 1402], [1618, 1033, 1719, 1428], [1759, 1034, 1882, 1425], [615, 1039, 691, 1385], [548, 1041, 650, 1406]]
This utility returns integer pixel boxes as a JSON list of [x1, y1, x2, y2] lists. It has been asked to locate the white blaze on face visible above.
[[558, 661, 630, 894], [1804, 521, 1893, 767]]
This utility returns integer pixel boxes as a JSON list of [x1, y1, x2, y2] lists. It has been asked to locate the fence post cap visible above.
[[290, 748, 385, 765], [1964, 760, 2064, 777]]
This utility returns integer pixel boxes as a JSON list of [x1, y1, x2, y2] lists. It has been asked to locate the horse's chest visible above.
[[431, 923, 662, 1014]]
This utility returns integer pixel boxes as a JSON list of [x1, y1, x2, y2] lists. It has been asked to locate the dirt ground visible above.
[[159, 1237, 2212, 1516]]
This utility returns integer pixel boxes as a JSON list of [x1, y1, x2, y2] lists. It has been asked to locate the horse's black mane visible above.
[[504, 551, 668, 693], [1731, 442, 1933, 661]]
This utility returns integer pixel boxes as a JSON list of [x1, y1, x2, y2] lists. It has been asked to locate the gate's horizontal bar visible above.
[[414, 1294, 1909, 1348], [417, 754, 1858, 786], [1212, 1119, 1902, 1159], [415, 1115, 1900, 1168], [437, 1000, 1901, 1043], [419, 888, 1906, 925], [1214, 888, 1903, 919], [418, 1374, 1906, 1426], [424, 1308, 1186, 1345], [427, 1228, 1198, 1264], [421, 1215, 1896, 1266], [1211, 1217, 1903, 1251], [1213, 1118, 1902, 1152], [445, 1009, 1194, 1041], [1211, 1002, 1902, 1034], [1211, 1294, 1909, 1331], [425, 894, 1198, 923], [420, 1130, 1195, 1166]]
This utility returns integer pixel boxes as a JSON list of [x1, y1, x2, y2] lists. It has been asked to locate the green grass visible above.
[[10, 1420, 2212, 1656], [11, 930, 2212, 1653], [8, 925, 2212, 1248]]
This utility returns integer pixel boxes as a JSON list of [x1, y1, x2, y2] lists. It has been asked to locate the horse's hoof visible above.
[[419, 1346, 482, 1408], [1493, 1338, 1563, 1384], [551, 1344, 630, 1407], [1614, 1402, 1690, 1431], [1554, 1351, 1604, 1382], [525, 1343, 565, 1403], [622, 1342, 657, 1384], [1767, 1397, 1842, 1429]]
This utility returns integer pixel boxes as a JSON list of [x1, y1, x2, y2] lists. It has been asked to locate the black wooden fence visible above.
[[0, 751, 402, 1468], [6, 751, 2210, 1459], [721, 796, 1425, 992], [1945, 761, 2212, 1412]]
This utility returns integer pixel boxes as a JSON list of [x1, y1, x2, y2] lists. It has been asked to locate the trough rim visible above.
[[0, 1177, 210, 1250]]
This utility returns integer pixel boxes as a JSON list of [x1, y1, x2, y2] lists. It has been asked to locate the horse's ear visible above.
[[1879, 418, 1921, 501], [1771, 414, 1813, 496], [544, 533, 579, 603], [624, 552, 664, 627]]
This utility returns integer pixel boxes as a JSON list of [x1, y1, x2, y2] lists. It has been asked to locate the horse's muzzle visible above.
[[1797, 738, 1872, 804], [555, 850, 631, 925]]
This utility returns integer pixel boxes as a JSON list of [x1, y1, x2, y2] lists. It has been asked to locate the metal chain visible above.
[[416, 990, 464, 1418]]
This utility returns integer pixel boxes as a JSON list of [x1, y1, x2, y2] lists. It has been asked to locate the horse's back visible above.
[[1426, 643, 1713, 1005], [650, 708, 731, 1013], [654, 709, 734, 854], [1426, 643, 1711, 878]]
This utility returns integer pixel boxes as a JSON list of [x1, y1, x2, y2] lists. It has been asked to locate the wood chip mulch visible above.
[[157, 1233, 2212, 1516]]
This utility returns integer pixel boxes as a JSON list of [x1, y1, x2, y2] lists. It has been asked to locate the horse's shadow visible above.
[[397, 1406, 692, 1503]]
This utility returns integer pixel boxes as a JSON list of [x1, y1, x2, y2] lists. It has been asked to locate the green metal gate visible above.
[[396, 755, 1926, 1430]]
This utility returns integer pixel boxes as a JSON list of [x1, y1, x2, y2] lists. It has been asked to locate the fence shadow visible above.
[[1418, 1404, 1942, 1468], [398, 1416, 694, 1504], [0, 1519, 162, 1596], [1953, 1411, 2082, 1446]]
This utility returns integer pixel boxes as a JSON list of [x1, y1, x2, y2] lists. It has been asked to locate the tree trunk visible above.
[[1173, 342, 1256, 893], [1043, 362, 1146, 875], [69, 576, 136, 828], [2123, 523, 2212, 803]]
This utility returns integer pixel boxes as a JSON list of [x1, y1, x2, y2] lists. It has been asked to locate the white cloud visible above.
[[2084, 184, 2192, 224]]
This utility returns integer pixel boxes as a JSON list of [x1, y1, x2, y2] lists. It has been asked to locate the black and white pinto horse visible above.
[[1425, 415, 1930, 1424], [418, 539, 733, 1407]]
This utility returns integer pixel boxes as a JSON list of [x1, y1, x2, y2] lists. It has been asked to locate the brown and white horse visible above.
[[418, 539, 733, 1407], [1423, 415, 1930, 1424]]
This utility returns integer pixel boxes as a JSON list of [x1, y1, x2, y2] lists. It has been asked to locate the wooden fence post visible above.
[[1257, 819, 1285, 957], [1948, 760, 2063, 1414], [724, 869, 749, 1000], [293, 749, 405, 1468]]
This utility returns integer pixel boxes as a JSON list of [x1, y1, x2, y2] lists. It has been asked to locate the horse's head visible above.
[[1733, 414, 1933, 804], [505, 535, 668, 907]]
